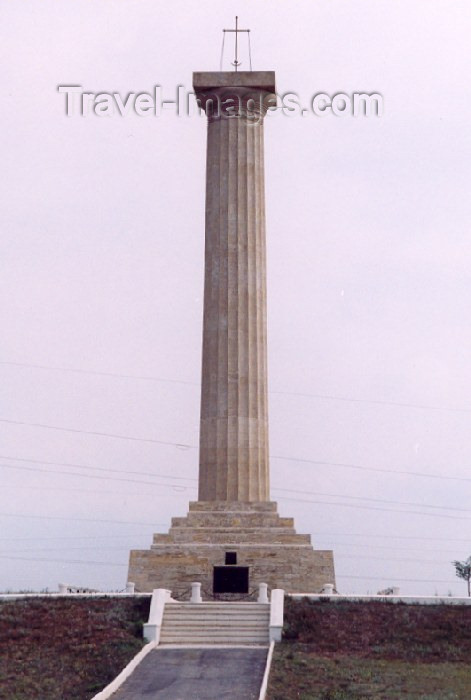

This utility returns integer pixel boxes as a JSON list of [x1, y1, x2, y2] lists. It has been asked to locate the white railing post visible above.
[[258, 583, 269, 604], [125, 582, 135, 594], [190, 582, 202, 603], [269, 589, 284, 642], [143, 588, 172, 644]]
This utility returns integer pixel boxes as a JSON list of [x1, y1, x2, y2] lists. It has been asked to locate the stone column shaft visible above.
[[193, 72, 275, 502]]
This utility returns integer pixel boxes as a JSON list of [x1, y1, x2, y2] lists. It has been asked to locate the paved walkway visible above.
[[110, 647, 268, 700]]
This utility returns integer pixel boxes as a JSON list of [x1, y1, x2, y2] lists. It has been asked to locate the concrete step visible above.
[[161, 627, 268, 639], [165, 603, 269, 615], [163, 613, 269, 627], [160, 639, 269, 646], [161, 628, 268, 639], [163, 608, 269, 615], [163, 617, 268, 630], [162, 619, 269, 626], [162, 623, 268, 631], [160, 601, 270, 646], [163, 617, 264, 620], [164, 609, 270, 620], [165, 602, 268, 607], [164, 608, 268, 613], [163, 606, 269, 612], [165, 603, 270, 615], [160, 635, 269, 643]]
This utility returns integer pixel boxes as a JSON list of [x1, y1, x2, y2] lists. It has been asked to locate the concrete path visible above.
[[110, 647, 267, 700]]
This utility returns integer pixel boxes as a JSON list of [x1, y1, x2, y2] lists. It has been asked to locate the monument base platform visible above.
[[128, 501, 335, 595]]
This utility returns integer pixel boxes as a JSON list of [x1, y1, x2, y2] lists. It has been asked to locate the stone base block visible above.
[[128, 501, 335, 595]]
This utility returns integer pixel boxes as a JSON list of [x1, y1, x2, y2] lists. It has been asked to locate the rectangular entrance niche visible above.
[[213, 566, 249, 594]]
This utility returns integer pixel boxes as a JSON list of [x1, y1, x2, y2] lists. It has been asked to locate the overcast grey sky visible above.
[[1, 0, 470, 595]]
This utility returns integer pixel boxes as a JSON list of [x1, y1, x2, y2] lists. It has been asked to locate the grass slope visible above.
[[0, 596, 150, 700], [267, 598, 471, 700]]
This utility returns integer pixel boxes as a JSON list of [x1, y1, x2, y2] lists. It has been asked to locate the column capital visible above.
[[192, 71, 276, 121]]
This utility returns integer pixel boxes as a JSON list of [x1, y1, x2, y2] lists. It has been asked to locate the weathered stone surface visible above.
[[126, 71, 336, 594], [195, 74, 272, 502], [128, 502, 335, 595], [193, 71, 276, 92]]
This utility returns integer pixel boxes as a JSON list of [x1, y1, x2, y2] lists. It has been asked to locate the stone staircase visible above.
[[159, 601, 270, 646]]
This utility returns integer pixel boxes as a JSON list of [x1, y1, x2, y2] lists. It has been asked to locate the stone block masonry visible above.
[[128, 501, 335, 595]]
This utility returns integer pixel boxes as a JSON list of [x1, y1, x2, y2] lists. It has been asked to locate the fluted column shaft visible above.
[[194, 74, 275, 502]]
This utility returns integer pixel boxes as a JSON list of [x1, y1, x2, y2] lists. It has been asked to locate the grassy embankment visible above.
[[3, 594, 471, 700], [0, 596, 150, 700], [267, 597, 471, 700]]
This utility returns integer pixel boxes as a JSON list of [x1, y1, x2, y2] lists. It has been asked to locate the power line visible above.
[[1, 460, 468, 517], [273, 486, 471, 514], [2, 359, 469, 413], [311, 531, 471, 544], [0, 454, 196, 482], [0, 481, 193, 498], [271, 454, 471, 484], [0, 530, 466, 548], [333, 553, 448, 565], [2, 551, 453, 582], [276, 495, 471, 521], [0, 512, 168, 527], [335, 574, 455, 584], [313, 539, 460, 556], [0, 418, 195, 449], [0, 361, 198, 386], [1, 420, 470, 484], [0, 461, 197, 490], [0, 554, 126, 567], [0, 535, 151, 542], [0, 548, 452, 567], [270, 389, 471, 414], [1, 493, 469, 536], [0, 537, 461, 556], [0, 547, 132, 554]]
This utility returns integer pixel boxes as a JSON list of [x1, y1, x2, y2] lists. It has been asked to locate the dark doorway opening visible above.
[[213, 566, 249, 594]]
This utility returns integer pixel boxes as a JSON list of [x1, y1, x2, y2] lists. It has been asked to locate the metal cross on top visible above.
[[222, 16, 252, 72]]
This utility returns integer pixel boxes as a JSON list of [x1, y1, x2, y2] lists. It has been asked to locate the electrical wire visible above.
[[1, 418, 470, 484], [276, 495, 471, 521], [0, 360, 198, 386], [0, 554, 126, 567], [2, 359, 469, 413], [272, 486, 471, 514], [1, 460, 469, 517], [271, 454, 471, 484], [335, 574, 455, 584], [0, 511, 167, 526], [0, 461, 196, 489], [311, 532, 471, 544], [0, 454, 196, 482], [0, 546, 452, 566], [0, 417, 195, 449]]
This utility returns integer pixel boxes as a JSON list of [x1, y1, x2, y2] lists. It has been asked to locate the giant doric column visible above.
[[193, 72, 276, 502], [127, 67, 335, 597]]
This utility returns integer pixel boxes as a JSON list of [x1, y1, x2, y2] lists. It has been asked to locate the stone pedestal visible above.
[[128, 502, 335, 595]]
